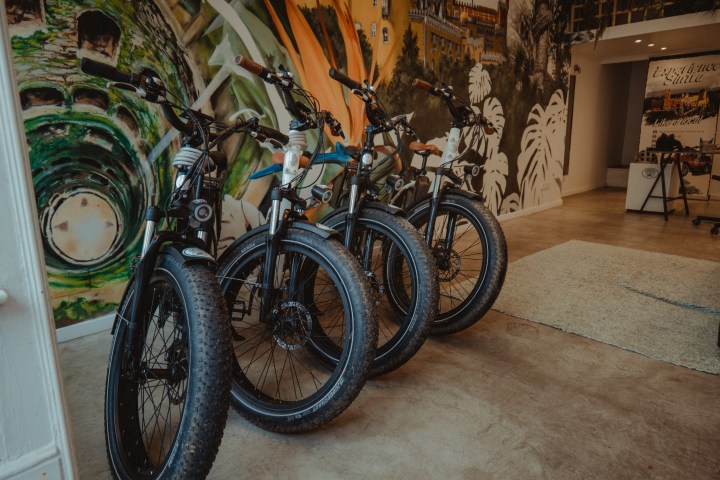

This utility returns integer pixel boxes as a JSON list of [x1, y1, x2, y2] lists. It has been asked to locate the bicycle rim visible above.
[[106, 273, 190, 477], [417, 202, 489, 321], [221, 234, 364, 422]]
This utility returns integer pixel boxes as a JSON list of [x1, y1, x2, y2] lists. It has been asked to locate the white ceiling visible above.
[[572, 12, 720, 64]]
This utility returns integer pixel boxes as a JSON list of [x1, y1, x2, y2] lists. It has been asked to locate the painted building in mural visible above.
[[7, 0, 573, 326], [409, 0, 508, 71], [350, 0, 411, 80]]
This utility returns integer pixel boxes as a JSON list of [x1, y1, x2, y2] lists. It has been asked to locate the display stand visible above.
[[639, 151, 689, 221]]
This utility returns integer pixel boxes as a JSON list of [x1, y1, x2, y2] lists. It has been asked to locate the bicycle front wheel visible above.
[[217, 229, 377, 433], [105, 254, 232, 479], [321, 208, 439, 377], [407, 193, 507, 335]]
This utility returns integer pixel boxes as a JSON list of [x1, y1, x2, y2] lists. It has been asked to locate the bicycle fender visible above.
[[325, 202, 405, 220], [446, 186, 484, 202], [161, 242, 217, 267], [216, 221, 338, 265], [365, 200, 406, 216]]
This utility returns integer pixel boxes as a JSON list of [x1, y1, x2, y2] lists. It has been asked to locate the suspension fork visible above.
[[282, 129, 306, 189], [343, 175, 363, 250], [260, 189, 285, 321], [258, 128, 306, 319], [124, 230, 196, 373]]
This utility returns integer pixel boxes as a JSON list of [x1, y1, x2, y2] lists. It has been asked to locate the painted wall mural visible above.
[[7, 0, 572, 326]]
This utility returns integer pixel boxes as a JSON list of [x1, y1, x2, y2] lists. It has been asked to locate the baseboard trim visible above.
[[56, 312, 114, 343], [498, 199, 564, 222], [562, 182, 607, 197], [0, 444, 63, 480]]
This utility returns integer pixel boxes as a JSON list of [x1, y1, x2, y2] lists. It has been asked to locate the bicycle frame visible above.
[[423, 126, 462, 245], [234, 56, 343, 322]]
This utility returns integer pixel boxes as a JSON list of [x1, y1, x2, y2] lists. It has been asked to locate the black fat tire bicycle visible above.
[[80, 58, 236, 478], [216, 56, 379, 432], [106, 256, 231, 479], [405, 78, 507, 336], [217, 228, 377, 432], [322, 68, 439, 377]]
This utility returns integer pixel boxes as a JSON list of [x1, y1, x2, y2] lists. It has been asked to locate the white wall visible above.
[[563, 59, 648, 196], [0, 5, 76, 479], [562, 57, 615, 196]]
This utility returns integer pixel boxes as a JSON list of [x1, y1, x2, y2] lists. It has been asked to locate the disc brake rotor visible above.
[[272, 301, 313, 351], [433, 246, 462, 282]]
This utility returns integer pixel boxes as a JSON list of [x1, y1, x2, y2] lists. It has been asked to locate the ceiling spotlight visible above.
[[635, 39, 642, 43], [661, 47, 667, 50], [648, 43, 655, 47]]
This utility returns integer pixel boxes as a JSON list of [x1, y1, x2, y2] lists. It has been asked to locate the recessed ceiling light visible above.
[[648, 43, 655, 47], [635, 39, 642, 43], [661, 47, 667, 50]]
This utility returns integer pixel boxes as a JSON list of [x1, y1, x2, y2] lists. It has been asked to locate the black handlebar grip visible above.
[[236, 55, 273, 77], [328, 68, 363, 91], [81, 58, 135, 85], [255, 125, 289, 146]]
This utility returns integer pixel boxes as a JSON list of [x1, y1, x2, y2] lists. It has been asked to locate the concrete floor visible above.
[[59, 188, 720, 479]]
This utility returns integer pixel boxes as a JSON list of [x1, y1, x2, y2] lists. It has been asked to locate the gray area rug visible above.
[[494, 240, 720, 374]]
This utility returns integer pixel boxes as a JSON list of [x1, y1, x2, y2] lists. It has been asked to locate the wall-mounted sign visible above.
[[639, 52, 720, 197]]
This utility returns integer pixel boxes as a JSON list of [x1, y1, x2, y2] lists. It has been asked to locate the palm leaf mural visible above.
[[468, 63, 491, 104], [517, 89, 566, 209], [481, 144, 508, 215], [475, 96, 506, 215], [500, 192, 521, 215], [483, 96, 505, 141]]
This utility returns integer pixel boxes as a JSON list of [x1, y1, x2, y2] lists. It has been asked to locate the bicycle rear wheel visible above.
[[406, 193, 507, 335], [217, 229, 377, 433], [105, 254, 232, 479]]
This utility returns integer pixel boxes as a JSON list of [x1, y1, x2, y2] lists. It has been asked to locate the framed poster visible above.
[[639, 52, 720, 197]]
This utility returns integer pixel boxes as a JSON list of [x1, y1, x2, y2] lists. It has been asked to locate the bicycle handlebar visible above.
[[236, 55, 269, 77], [81, 58, 194, 135], [252, 124, 289, 146], [413, 77, 494, 133], [235, 55, 291, 87], [328, 68, 364, 92], [412, 78, 453, 99], [81, 58, 135, 85]]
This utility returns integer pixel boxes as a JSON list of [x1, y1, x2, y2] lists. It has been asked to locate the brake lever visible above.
[[329, 119, 347, 142], [107, 81, 148, 98], [276, 65, 295, 89]]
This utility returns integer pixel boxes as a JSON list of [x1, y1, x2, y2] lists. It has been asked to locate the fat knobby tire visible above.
[[407, 193, 507, 336], [105, 253, 232, 479], [321, 208, 439, 377], [217, 229, 378, 433]]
